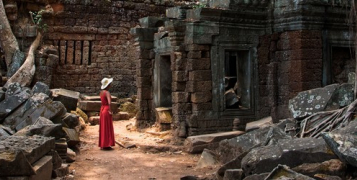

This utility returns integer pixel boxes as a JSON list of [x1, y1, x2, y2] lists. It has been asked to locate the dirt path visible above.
[[69, 119, 216, 180]]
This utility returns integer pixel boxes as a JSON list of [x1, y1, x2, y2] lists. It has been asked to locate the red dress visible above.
[[98, 90, 115, 148]]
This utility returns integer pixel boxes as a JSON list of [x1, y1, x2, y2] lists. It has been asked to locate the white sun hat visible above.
[[101, 77, 113, 90]]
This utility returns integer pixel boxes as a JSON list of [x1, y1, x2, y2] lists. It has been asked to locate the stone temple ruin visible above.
[[1, 0, 357, 179], [131, 0, 356, 137]]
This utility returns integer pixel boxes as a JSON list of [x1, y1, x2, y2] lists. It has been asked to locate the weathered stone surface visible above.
[[218, 126, 291, 164], [322, 131, 357, 167], [78, 100, 118, 112], [66, 148, 76, 163], [0, 83, 31, 120], [63, 127, 80, 148], [166, 6, 187, 19], [288, 84, 339, 119], [223, 169, 243, 180], [265, 165, 314, 180], [196, 149, 219, 168], [245, 116, 273, 132], [14, 117, 65, 139], [14, 99, 67, 131], [52, 163, 69, 178], [0, 136, 55, 176], [29, 155, 53, 180], [184, 131, 245, 154], [325, 83, 354, 111], [51, 88, 80, 112], [32, 81, 51, 96], [216, 152, 248, 179], [292, 159, 346, 177], [241, 138, 337, 175], [62, 113, 79, 129], [155, 107, 172, 123], [47, 149, 62, 169], [0, 124, 13, 137], [3, 92, 50, 129], [242, 173, 269, 180], [0, 150, 35, 176]]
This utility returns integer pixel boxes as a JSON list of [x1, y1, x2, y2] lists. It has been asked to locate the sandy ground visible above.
[[68, 119, 217, 180]]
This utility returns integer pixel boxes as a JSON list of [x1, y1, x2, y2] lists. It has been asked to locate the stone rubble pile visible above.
[[0, 82, 85, 179], [184, 82, 357, 180]]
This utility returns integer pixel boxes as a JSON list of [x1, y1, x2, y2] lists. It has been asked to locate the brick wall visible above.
[[258, 30, 323, 120], [43, 0, 185, 97]]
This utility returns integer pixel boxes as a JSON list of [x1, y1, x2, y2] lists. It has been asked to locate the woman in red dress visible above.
[[99, 77, 115, 150]]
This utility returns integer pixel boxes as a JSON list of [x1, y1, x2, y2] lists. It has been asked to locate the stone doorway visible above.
[[331, 47, 355, 84], [154, 55, 172, 108]]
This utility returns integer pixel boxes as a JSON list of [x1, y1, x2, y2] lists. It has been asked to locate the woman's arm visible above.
[[106, 91, 112, 114]]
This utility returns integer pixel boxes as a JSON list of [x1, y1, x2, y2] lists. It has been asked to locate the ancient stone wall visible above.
[[258, 30, 323, 120], [44, 1, 166, 97]]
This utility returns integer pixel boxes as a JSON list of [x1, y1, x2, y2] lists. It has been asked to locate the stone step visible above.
[[78, 100, 119, 112]]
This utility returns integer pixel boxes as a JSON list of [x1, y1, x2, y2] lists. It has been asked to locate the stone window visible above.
[[56, 40, 92, 65], [224, 50, 252, 110]]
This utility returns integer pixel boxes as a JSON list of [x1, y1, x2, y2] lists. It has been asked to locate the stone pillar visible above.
[[130, 19, 159, 128]]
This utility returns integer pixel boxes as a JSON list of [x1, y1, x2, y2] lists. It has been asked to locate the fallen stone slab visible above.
[[216, 152, 248, 179], [292, 159, 346, 177], [78, 100, 118, 112], [66, 148, 76, 163], [223, 169, 243, 180], [62, 113, 79, 129], [0, 150, 35, 176], [47, 149, 63, 169], [29, 155, 53, 180], [0, 82, 31, 121], [265, 164, 314, 180], [52, 163, 70, 178], [32, 81, 51, 96], [289, 83, 354, 119], [51, 88, 80, 112], [322, 132, 357, 167], [0, 136, 55, 176], [313, 174, 343, 180], [242, 173, 269, 180], [63, 127, 80, 148], [184, 131, 245, 154], [14, 117, 65, 139], [3, 92, 50, 130], [196, 149, 219, 169], [325, 83, 354, 111], [241, 138, 337, 175], [245, 116, 273, 132], [14, 100, 67, 131], [0, 124, 13, 137], [218, 126, 291, 164]]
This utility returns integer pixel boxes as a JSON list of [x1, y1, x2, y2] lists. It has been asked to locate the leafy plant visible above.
[[192, 1, 207, 9], [30, 10, 48, 33]]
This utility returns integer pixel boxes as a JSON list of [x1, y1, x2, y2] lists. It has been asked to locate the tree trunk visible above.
[[0, 0, 19, 67], [4, 32, 42, 88]]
